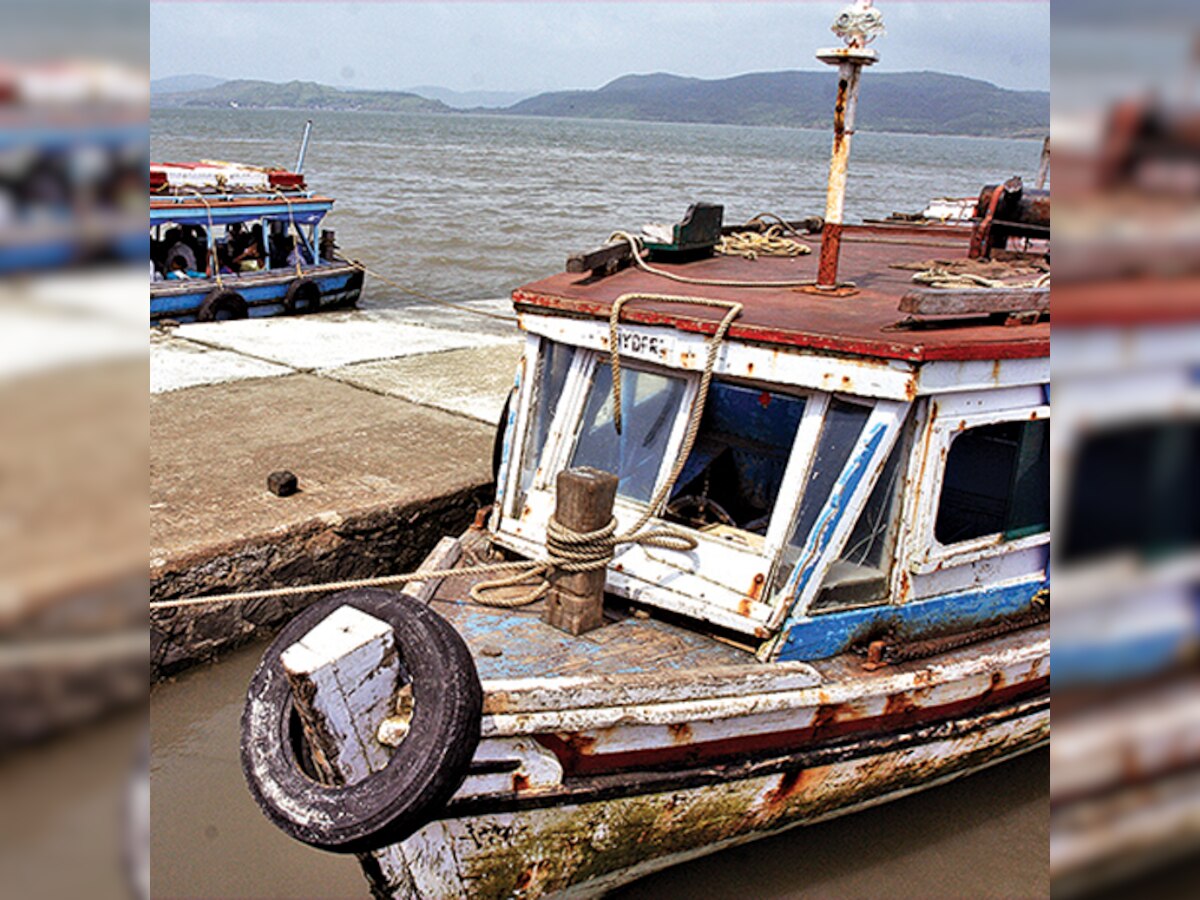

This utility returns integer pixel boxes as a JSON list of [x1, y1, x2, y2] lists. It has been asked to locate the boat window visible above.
[[512, 341, 575, 515], [1061, 418, 1199, 565], [570, 362, 687, 503], [811, 433, 906, 612], [772, 398, 873, 598], [664, 381, 806, 535], [935, 419, 1049, 546]]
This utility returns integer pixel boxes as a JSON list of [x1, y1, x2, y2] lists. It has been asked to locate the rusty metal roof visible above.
[[513, 223, 1049, 364]]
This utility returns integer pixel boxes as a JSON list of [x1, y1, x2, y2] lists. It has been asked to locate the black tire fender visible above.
[[240, 589, 482, 854], [197, 288, 248, 322], [283, 278, 321, 315]]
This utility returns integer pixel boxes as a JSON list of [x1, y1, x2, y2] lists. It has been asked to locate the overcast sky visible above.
[[150, 1, 1049, 94]]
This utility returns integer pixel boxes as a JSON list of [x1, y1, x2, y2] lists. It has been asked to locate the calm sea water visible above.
[[149, 108, 1048, 898], [152, 108, 1042, 305]]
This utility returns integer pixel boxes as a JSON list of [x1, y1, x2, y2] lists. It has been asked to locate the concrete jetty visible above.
[[150, 301, 520, 677]]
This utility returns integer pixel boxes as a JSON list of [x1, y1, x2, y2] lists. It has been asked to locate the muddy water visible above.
[[151, 642, 1047, 899]]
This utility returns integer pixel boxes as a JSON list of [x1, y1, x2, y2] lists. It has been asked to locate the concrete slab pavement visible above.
[[150, 302, 520, 675]]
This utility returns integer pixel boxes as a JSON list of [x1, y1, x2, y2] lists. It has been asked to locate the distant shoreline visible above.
[[153, 105, 1046, 143]]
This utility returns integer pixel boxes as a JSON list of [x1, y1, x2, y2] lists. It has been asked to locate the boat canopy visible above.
[[149, 195, 335, 229]]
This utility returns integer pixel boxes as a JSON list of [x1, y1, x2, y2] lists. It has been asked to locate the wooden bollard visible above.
[[543, 467, 618, 636]]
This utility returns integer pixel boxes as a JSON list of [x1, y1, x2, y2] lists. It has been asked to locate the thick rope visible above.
[[273, 189, 305, 279], [148, 291, 743, 612], [609, 231, 817, 289], [913, 267, 1050, 290], [717, 225, 812, 260], [182, 189, 223, 288], [345, 259, 518, 323]]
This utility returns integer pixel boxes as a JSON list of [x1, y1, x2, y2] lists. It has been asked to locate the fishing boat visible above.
[[1049, 94, 1200, 895], [238, 4, 1050, 896], [149, 122, 363, 323]]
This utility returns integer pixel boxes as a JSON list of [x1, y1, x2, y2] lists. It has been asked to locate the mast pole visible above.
[[295, 119, 313, 174], [816, 0, 883, 290]]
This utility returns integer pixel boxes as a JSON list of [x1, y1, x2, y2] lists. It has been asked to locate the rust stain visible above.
[[566, 733, 598, 756], [991, 359, 1003, 383], [759, 767, 820, 816], [904, 378, 918, 401], [989, 670, 1007, 692], [809, 703, 846, 735], [883, 692, 916, 717], [512, 772, 531, 793], [513, 863, 538, 893], [738, 597, 753, 616], [482, 692, 516, 715], [667, 722, 694, 745], [840, 375, 852, 389], [747, 573, 765, 602], [746, 361, 755, 375], [758, 391, 772, 409]]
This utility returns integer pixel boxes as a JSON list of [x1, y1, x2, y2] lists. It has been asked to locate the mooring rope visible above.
[[608, 231, 817, 289], [716, 225, 812, 260], [912, 267, 1050, 290], [182, 189, 223, 288], [149, 291, 743, 612], [272, 189, 306, 280], [345, 260, 518, 323]]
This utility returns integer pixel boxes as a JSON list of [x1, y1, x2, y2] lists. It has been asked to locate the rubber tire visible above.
[[283, 278, 321, 315], [240, 589, 483, 854], [196, 289, 248, 322]]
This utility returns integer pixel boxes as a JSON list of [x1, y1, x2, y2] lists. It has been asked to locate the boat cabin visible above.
[[491, 217, 1050, 662]]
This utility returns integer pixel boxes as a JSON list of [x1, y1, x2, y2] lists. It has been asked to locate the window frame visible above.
[[913, 404, 1051, 575], [494, 341, 904, 636]]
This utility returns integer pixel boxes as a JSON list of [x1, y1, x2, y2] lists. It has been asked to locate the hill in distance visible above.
[[151, 74, 226, 95], [508, 70, 1048, 138], [152, 70, 1048, 138], [152, 79, 449, 114]]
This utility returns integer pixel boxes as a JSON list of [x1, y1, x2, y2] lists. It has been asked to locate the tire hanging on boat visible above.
[[283, 278, 321, 315], [196, 288, 248, 322], [240, 588, 483, 854]]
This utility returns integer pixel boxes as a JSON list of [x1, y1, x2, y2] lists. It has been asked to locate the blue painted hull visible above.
[[149, 264, 363, 323]]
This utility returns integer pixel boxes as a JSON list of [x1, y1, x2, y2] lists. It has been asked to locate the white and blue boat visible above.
[[149, 149, 363, 323]]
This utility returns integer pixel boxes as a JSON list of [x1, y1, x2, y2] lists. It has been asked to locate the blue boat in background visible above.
[[149, 132, 364, 323]]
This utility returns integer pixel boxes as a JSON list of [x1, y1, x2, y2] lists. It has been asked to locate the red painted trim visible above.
[[534, 675, 1048, 776], [514, 289, 1049, 363]]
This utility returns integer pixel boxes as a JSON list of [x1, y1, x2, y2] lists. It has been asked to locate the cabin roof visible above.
[[513, 223, 1049, 364]]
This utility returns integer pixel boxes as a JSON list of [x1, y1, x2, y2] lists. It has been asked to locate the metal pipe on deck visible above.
[[816, 1, 883, 290]]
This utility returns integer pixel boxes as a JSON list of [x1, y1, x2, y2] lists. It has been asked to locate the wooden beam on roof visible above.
[[566, 240, 634, 277], [899, 286, 1049, 317]]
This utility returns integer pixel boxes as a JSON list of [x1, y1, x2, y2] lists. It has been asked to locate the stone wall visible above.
[[151, 483, 493, 679]]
